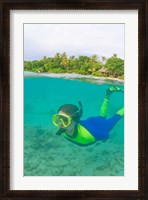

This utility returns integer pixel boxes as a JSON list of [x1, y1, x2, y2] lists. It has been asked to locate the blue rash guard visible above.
[[63, 97, 124, 146], [64, 114, 122, 146], [79, 114, 121, 141]]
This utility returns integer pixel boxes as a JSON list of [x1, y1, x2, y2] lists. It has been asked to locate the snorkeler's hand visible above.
[[106, 86, 124, 96]]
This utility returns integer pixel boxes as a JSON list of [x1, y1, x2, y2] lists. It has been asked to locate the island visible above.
[[24, 53, 124, 80]]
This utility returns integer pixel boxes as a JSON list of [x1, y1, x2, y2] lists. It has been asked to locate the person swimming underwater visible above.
[[52, 86, 124, 146]]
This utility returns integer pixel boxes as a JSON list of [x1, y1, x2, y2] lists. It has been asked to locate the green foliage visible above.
[[92, 72, 102, 77], [24, 53, 124, 80], [105, 55, 124, 78]]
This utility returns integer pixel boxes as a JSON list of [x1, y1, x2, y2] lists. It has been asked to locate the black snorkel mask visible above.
[[55, 101, 83, 135]]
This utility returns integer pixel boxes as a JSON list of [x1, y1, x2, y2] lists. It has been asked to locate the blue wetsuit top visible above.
[[79, 114, 121, 140]]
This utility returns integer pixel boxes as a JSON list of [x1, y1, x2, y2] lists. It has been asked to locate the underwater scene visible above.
[[24, 72, 124, 176]]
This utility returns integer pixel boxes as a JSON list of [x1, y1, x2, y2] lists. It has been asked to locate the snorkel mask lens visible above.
[[52, 114, 71, 127]]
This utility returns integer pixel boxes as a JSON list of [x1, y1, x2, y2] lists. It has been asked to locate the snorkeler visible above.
[[52, 86, 124, 146]]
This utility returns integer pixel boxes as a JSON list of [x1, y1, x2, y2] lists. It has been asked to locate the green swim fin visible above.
[[116, 107, 124, 116]]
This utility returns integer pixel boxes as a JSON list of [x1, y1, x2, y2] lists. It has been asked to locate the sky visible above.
[[24, 24, 124, 61]]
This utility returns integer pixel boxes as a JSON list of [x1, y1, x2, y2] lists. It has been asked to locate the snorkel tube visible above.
[[55, 101, 83, 135], [78, 101, 83, 118], [56, 128, 67, 135]]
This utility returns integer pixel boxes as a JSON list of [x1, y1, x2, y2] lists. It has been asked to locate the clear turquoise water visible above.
[[24, 75, 124, 176]]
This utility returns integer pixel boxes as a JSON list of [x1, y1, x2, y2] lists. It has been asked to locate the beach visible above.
[[24, 71, 124, 85]]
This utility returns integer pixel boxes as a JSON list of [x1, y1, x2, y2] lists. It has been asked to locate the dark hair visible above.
[[58, 102, 83, 123]]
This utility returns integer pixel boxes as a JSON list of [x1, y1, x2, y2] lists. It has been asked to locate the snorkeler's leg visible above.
[[106, 107, 124, 132], [116, 107, 124, 117]]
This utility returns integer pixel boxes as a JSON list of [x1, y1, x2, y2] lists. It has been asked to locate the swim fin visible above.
[[116, 107, 124, 116]]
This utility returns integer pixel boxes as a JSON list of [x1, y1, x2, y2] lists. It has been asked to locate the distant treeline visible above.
[[24, 53, 124, 79]]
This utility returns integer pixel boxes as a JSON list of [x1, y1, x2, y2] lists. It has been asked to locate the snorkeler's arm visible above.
[[99, 98, 109, 118], [99, 87, 124, 118]]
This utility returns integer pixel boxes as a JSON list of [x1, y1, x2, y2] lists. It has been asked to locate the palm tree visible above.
[[60, 52, 69, 69], [102, 56, 107, 64]]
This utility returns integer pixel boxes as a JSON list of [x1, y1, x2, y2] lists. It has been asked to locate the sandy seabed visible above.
[[24, 125, 124, 176]]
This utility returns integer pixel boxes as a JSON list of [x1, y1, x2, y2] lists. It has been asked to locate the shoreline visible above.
[[24, 71, 124, 84]]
